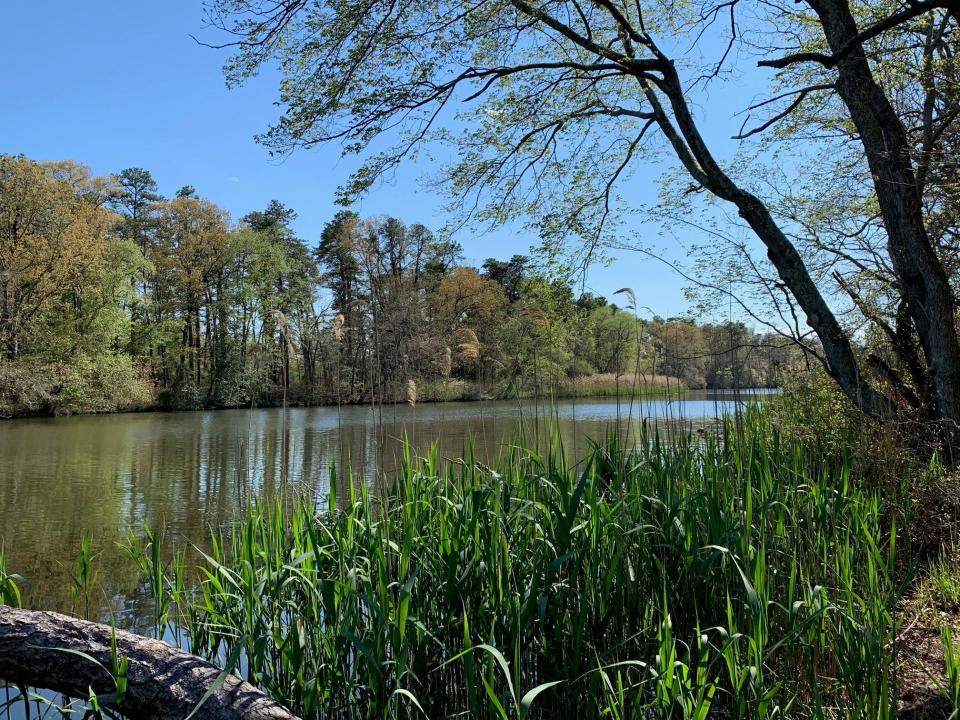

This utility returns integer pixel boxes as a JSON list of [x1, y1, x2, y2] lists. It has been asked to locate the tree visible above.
[[652, 319, 707, 389], [582, 306, 639, 376], [422, 238, 464, 290], [0, 156, 114, 359], [482, 256, 530, 303], [241, 200, 319, 396], [154, 196, 231, 395], [110, 168, 163, 356], [316, 211, 367, 397], [576, 292, 608, 312], [0, 153, 801, 415], [432, 267, 507, 334], [111, 168, 162, 254], [432, 267, 507, 375], [210, 0, 960, 452]]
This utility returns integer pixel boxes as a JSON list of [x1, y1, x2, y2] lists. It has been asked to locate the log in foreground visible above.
[[0, 606, 299, 720]]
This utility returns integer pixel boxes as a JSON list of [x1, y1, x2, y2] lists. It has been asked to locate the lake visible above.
[[0, 391, 767, 616]]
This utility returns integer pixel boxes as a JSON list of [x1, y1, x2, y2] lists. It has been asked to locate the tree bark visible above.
[[0, 606, 300, 720], [809, 0, 960, 441], [641, 67, 895, 421]]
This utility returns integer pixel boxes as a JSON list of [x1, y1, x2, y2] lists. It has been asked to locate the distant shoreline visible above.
[[0, 384, 785, 422]]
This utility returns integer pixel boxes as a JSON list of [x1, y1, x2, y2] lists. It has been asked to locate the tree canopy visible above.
[[0, 154, 795, 416], [206, 0, 960, 451]]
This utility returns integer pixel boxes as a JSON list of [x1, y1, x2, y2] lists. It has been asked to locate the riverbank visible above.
[[0, 366, 699, 419]]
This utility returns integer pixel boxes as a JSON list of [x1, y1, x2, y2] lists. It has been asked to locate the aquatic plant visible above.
[[117, 412, 906, 719]]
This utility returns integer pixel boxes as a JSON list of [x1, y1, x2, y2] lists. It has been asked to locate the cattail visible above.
[[405, 379, 417, 407]]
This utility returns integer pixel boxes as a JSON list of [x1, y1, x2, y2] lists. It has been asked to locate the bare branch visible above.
[[734, 83, 834, 139]]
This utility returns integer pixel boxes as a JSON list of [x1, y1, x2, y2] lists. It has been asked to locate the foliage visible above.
[[204, 0, 960, 455], [0, 153, 802, 418], [52, 355, 154, 416], [943, 625, 960, 717], [0, 155, 116, 360], [0, 355, 152, 417], [0, 546, 23, 608], [768, 367, 909, 484], [916, 547, 960, 612]]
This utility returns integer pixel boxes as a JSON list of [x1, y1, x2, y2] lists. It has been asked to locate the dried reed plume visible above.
[[572, 373, 678, 391], [613, 287, 637, 310], [520, 304, 548, 326], [455, 328, 480, 363], [441, 346, 452, 379], [331, 313, 346, 341]]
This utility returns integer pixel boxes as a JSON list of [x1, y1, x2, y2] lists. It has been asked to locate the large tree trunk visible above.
[[810, 0, 960, 442], [0, 606, 299, 720], [641, 67, 895, 421]]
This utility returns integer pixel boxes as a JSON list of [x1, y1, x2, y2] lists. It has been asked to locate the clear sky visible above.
[[1, 1, 765, 319]]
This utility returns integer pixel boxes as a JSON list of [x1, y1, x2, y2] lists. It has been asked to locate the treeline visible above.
[[0, 155, 799, 416]]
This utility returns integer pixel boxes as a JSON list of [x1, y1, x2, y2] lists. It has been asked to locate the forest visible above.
[[6, 0, 960, 717], [0, 154, 795, 417]]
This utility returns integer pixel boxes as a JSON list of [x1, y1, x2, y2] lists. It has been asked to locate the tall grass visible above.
[[109, 412, 906, 719]]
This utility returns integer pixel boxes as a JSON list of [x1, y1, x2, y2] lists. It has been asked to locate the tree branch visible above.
[[759, 0, 957, 69]]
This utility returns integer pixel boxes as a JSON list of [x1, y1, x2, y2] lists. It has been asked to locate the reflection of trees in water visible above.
[[0, 399, 741, 617]]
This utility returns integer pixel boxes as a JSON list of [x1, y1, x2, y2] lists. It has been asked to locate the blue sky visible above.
[[1, 1, 766, 319]]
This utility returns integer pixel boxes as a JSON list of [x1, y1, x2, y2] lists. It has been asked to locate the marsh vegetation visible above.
[[0, 405, 930, 719]]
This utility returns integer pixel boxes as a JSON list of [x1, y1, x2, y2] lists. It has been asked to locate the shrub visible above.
[[0, 360, 55, 416], [769, 367, 909, 488], [0, 355, 153, 417], [54, 354, 154, 415], [158, 374, 205, 411]]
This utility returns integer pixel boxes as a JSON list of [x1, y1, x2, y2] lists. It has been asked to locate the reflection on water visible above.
[[0, 391, 767, 614]]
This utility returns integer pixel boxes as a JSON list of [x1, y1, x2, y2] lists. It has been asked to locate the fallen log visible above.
[[0, 606, 300, 720]]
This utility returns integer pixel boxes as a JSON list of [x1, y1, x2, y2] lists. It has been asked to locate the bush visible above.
[[58, 355, 154, 415], [769, 367, 909, 489], [0, 355, 153, 417], [0, 361, 55, 416], [158, 374, 205, 411]]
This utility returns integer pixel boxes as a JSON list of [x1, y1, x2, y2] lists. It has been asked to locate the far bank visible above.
[[1, 362, 738, 419]]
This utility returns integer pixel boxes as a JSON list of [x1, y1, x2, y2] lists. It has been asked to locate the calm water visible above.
[[0, 391, 764, 614]]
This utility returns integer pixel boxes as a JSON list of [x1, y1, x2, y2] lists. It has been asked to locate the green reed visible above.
[[70, 534, 98, 621], [942, 625, 960, 718], [0, 546, 23, 609], [0, 411, 911, 718], [110, 412, 903, 719]]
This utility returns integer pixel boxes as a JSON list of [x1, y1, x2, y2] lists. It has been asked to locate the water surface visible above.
[[0, 391, 764, 613]]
